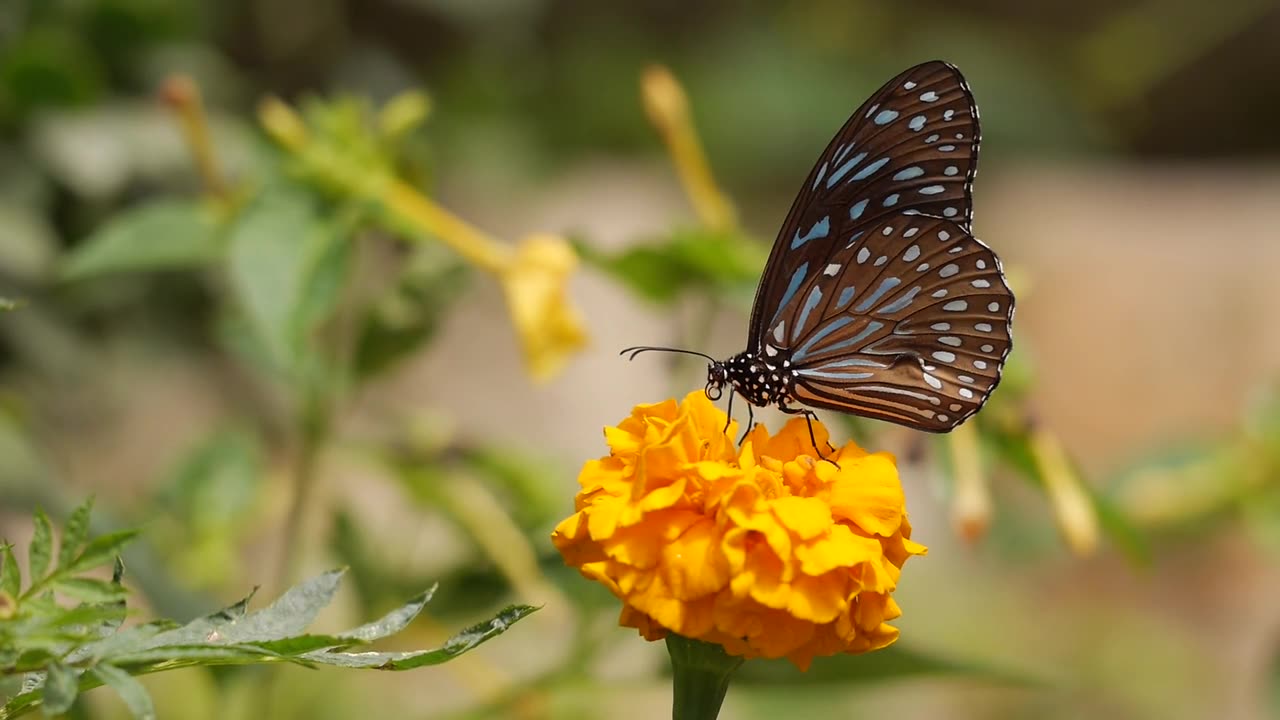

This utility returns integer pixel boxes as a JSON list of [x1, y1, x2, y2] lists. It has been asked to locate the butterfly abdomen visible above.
[[722, 351, 796, 407]]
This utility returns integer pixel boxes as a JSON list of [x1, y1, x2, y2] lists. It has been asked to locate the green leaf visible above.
[[1, 543, 19, 597], [302, 604, 537, 669], [90, 664, 155, 720], [338, 586, 436, 642], [250, 634, 357, 656], [733, 643, 1045, 687], [574, 228, 765, 306], [68, 529, 139, 574], [57, 498, 93, 570], [52, 577, 129, 603], [42, 662, 79, 714], [61, 200, 222, 280], [110, 644, 305, 668], [28, 509, 53, 583], [149, 570, 341, 648], [226, 189, 353, 376], [353, 246, 471, 378]]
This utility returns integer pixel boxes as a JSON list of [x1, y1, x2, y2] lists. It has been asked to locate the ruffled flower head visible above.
[[552, 391, 926, 670]]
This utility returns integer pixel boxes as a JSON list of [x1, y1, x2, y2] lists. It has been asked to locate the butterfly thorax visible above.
[[717, 351, 795, 408]]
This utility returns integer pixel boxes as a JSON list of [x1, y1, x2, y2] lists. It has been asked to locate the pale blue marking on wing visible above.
[[873, 109, 899, 125], [849, 199, 869, 220], [883, 193, 899, 207], [877, 285, 922, 314], [826, 152, 868, 188], [835, 285, 857, 310], [796, 369, 874, 381], [793, 315, 854, 360], [812, 162, 828, 190], [919, 185, 945, 195], [909, 115, 926, 131], [893, 167, 924, 181], [771, 262, 809, 326], [791, 215, 830, 249], [855, 277, 901, 312], [793, 285, 824, 341], [849, 157, 889, 182], [809, 320, 885, 356]]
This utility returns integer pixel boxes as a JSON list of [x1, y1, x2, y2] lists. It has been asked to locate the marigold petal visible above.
[[772, 496, 832, 540], [828, 453, 906, 536], [786, 572, 848, 624], [661, 519, 729, 600], [794, 523, 883, 576]]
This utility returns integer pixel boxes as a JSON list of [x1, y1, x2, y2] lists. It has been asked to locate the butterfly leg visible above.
[[737, 402, 755, 445], [723, 389, 736, 435], [779, 405, 840, 467]]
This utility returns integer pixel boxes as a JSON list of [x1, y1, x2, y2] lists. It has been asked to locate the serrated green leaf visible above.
[[61, 200, 222, 281], [13, 648, 57, 672], [80, 622, 174, 662], [90, 664, 155, 720], [1, 543, 19, 597], [57, 498, 93, 570], [52, 577, 129, 603], [302, 604, 537, 670], [150, 570, 341, 648], [110, 644, 307, 668], [48, 602, 127, 630], [250, 634, 357, 655], [338, 586, 436, 642], [28, 510, 53, 584], [42, 662, 79, 714], [67, 529, 139, 574]]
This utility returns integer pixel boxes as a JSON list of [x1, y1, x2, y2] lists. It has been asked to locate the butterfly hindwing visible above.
[[767, 214, 1013, 432], [747, 61, 981, 353]]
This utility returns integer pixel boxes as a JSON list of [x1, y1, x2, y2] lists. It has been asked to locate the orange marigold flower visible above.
[[551, 391, 926, 670]]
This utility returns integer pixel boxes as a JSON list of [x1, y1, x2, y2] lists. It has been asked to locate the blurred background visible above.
[[3, 0, 1280, 718]]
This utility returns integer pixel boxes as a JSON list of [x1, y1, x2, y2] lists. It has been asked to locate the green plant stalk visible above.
[[666, 635, 743, 720]]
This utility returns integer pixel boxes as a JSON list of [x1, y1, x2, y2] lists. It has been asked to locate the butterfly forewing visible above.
[[747, 61, 981, 352], [767, 215, 1013, 432]]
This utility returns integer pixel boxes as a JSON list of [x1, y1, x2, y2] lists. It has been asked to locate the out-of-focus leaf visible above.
[[0, 298, 18, 311], [67, 529, 139, 574], [300, 604, 538, 669], [0, 27, 103, 120], [1091, 489, 1151, 565], [226, 189, 354, 377], [573, 228, 764, 306], [41, 662, 79, 714], [354, 245, 471, 378], [89, 664, 155, 720], [458, 446, 561, 529], [51, 577, 129, 603], [2, 543, 20, 597], [154, 429, 262, 585], [57, 498, 93, 570], [61, 200, 222, 280], [733, 644, 1045, 687], [28, 510, 53, 585]]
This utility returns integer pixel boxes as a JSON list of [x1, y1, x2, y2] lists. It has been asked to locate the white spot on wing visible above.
[[824, 263, 842, 276], [944, 300, 968, 312]]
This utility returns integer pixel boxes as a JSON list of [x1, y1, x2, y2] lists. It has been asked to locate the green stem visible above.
[[277, 391, 330, 586], [665, 635, 743, 720]]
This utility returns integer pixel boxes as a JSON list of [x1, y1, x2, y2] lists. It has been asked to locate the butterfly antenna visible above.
[[619, 345, 718, 363]]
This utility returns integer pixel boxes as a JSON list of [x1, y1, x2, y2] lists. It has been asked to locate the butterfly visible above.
[[624, 60, 1014, 442]]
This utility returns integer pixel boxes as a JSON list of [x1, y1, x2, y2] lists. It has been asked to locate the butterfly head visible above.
[[704, 361, 728, 401]]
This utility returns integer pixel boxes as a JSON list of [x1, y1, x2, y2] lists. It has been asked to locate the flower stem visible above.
[[665, 635, 743, 720], [160, 75, 228, 200], [277, 390, 331, 585], [641, 65, 736, 232]]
